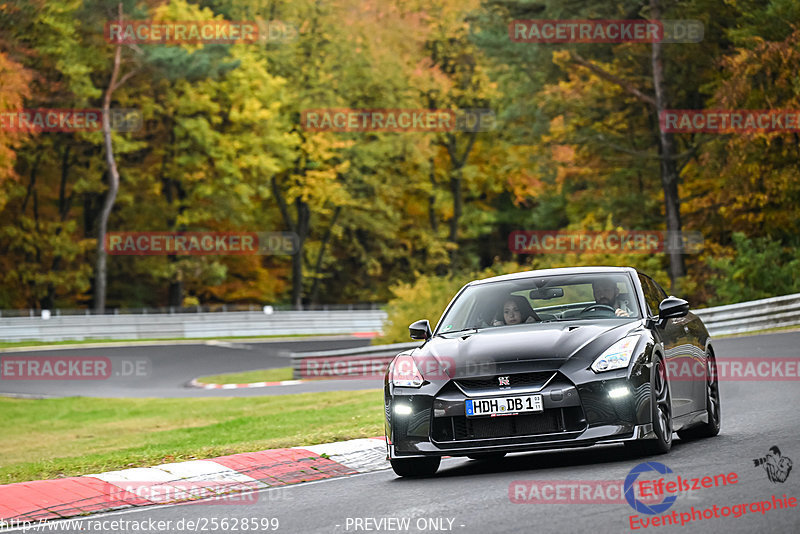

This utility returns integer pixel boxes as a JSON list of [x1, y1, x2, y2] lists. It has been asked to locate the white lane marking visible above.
[[189, 378, 306, 389], [204, 340, 254, 350]]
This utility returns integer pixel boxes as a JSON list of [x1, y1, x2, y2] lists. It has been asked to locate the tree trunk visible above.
[[309, 206, 341, 304], [168, 277, 183, 308], [428, 157, 438, 232], [94, 2, 126, 313], [442, 132, 477, 269], [650, 0, 685, 292], [271, 175, 310, 310], [569, 2, 687, 293], [448, 170, 462, 243], [292, 198, 310, 309]]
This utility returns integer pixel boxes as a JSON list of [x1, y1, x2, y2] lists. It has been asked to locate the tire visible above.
[[390, 456, 441, 477], [467, 452, 506, 461], [677, 349, 721, 441], [626, 354, 673, 457]]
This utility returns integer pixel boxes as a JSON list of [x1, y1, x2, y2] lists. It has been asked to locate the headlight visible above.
[[591, 335, 641, 372], [391, 354, 423, 387]]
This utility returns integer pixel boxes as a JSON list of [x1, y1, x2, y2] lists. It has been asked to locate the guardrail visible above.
[[3, 292, 797, 345], [692, 292, 800, 336], [0, 303, 382, 318], [287, 293, 800, 379], [0, 310, 387, 343]]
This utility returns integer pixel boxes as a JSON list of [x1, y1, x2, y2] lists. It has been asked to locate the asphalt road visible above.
[[0, 337, 376, 398], [4, 331, 800, 533], [1, 330, 799, 399]]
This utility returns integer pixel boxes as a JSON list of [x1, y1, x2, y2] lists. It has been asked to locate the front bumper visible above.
[[386, 365, 654, 459], [387, 423, 654, 458]]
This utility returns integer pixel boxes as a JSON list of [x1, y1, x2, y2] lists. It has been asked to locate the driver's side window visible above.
[[638, 274, 662, 316]]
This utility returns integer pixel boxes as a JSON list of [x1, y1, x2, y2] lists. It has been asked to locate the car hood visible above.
[[413, 321, 639, 379]]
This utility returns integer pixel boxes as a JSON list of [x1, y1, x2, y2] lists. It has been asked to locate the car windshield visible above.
[[436, 273, 641, 334]]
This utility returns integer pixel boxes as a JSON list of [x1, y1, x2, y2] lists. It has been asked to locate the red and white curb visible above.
[[0, 437, 388, 524], [189, 378, 305, 389], [302, 438, 389, 473]]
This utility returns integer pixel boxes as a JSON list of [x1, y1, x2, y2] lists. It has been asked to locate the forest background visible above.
[[1, 0, 798, 339]]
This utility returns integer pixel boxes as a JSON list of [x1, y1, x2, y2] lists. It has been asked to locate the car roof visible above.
[[469, 266, 639, 286]]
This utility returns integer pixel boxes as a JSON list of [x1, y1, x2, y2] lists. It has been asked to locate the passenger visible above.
[[493, 295, 539, 325]]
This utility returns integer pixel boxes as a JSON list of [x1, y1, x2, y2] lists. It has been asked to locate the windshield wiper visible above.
[[437, 327, 480, 336]]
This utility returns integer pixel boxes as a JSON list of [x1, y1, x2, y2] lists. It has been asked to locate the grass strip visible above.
[[194, 367, 294, 385], [0, 390, 383, 485]]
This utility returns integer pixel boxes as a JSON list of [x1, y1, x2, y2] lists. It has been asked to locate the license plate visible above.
[[465, 395, 543, 417]]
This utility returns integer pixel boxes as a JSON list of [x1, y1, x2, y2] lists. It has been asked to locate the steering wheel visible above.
[[580, 304, 616, 315]]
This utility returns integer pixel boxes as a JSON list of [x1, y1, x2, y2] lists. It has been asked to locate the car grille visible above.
[[431, 407, 585, 442], [455, 371, 555, 394]]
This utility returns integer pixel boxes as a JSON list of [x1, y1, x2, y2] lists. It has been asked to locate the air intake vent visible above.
[[455, 372, 555, 394]]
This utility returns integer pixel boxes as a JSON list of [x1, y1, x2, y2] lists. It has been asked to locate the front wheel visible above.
[[626, 354, 672, 457], [677, 349, 721, 441], [390, 456, 441, 477]]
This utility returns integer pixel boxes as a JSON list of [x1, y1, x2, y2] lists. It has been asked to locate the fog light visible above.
[[394, 404, 413, 415], [608, 386, 630, 399]]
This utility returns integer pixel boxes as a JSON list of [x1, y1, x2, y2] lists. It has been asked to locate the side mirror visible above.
[[409, 319, 432, 340], [659, 296, 690, 320], [647, 296, 690, 329]]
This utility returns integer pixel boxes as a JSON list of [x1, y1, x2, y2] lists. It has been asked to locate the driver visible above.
[[591, 279, 632, 317]]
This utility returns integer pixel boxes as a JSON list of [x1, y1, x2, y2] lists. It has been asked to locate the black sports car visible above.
[[384, 266, 721, 477]]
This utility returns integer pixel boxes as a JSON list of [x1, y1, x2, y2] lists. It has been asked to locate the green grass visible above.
[[0, 390, 383, 485], [195, 367, 294, 384], [0, 333, 341, 350]]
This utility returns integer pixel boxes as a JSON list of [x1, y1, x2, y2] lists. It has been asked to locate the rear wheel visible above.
[[677, 349, 721, 440], [467, 452, 506, 461], [626, 354, 672, 456], [390, 457, 441, 477]]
